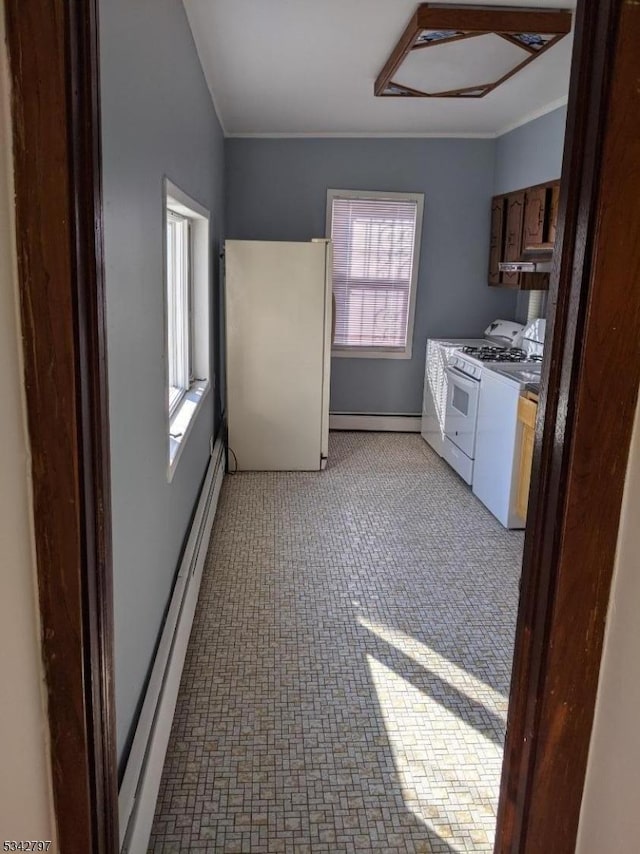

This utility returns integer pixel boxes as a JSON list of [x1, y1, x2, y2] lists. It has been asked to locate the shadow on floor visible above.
[[148, 432, 521, 853]]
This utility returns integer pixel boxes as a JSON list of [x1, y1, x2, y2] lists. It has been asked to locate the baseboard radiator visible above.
[[118, 435, 226, 853], [329, 413, 422, 432]]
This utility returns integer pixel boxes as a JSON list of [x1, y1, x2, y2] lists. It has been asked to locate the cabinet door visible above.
[[488, 196, 505, 285], [503, 191, 525, 287], [548, 182, 561, 244], [516, 395, 538, 520], [523, 186, 548, 247]]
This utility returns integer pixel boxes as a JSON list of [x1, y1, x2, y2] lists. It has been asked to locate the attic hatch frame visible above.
[[375, 4, 572, 98]]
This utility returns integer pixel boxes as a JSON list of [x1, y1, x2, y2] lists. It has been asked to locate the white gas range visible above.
[[421, 319, 545, 486]]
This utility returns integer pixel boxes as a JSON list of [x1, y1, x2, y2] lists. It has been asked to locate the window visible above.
[[166, 210, 192, 414], [164, 179, 211, 479], [326, 190, 424, 359]]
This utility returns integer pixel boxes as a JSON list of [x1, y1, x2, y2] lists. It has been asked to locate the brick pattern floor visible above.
[[149, 432, 524, 853]]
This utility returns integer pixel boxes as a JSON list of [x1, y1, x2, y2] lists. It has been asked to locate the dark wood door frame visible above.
[[4, 0, 639, 852], [495, 0, 640, 851], [5, 1, 118, 852]]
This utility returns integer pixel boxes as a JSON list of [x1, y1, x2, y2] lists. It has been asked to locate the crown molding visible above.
[[222, 98, 569, 140], [226, 130, 496, 139]]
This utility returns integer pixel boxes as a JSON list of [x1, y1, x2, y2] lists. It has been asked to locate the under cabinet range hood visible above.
[[499, 245, 553, 275]]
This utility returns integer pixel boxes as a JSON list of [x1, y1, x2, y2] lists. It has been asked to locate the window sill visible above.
[[167, 380, 210, 481], [331, 347, 413, 360]]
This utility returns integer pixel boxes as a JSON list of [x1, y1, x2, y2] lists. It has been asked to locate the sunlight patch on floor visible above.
[[367, 650, 501, 851], [359, 616, 509, 714]]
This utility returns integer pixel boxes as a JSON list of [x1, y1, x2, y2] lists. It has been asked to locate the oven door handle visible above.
[[446, 366, 480, 390]]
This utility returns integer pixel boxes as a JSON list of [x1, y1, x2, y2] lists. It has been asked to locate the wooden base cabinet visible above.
[[516, 393, 538, 520]]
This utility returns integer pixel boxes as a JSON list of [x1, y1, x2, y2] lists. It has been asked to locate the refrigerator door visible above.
[[314, 239, 332, 469], [225, 239, 331, 471]]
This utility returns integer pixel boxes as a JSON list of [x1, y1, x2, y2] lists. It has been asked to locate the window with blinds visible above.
[[166, 209, 192, 415], [327, 190, 424, 358], [164, 179, 211, 477]]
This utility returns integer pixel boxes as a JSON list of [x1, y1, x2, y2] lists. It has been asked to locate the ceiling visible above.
[[183, 0, 575, 137]]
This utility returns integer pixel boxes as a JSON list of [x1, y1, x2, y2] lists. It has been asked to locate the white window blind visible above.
[[166, 210, 192, 414], [328, 193, 421, 356], [164, 179, 212, 479]]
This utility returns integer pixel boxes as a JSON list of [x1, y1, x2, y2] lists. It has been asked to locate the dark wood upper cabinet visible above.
[[503, 191, 525, 288], [488, 179, 561, 289], [523, 186, 549, 248], [488, 196, 506, 285], [548, 183, 561, 245]]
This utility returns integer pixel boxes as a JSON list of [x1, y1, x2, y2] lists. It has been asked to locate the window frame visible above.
[[166, 208, 193, 416], [326, 188, 424, 360], [163, 178, 211, 481]]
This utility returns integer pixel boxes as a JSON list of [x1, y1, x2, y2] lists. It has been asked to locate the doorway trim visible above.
[[495, 0, 640, 850], [5, 0, 640, 852], [5, 1, 118, 852]]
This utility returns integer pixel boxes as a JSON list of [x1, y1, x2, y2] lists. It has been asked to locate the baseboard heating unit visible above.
[[329, 413, 421, 432], [118, 435, 226, 853]]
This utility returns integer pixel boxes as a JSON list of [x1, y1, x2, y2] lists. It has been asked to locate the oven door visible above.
[[444, 366, 480, 458]]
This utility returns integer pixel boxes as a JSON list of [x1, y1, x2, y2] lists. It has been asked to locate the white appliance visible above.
[[225, 239, 332, 471], [436, 318, 545, 486], [421, 319, 525, 457], [441, 354, 483, 485], [473, 363, 542, 528]]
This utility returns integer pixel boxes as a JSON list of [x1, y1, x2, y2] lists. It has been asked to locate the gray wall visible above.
[[99, 0, 225, 769], [226, 138, 518, 415], [493, 106, 567, 321], [493, 105, 567, 196]]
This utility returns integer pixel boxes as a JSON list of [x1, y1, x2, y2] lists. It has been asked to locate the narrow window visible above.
[[327, 190, 424, 359], [164, 180, 211, 478], [166, 210, 192, 414]]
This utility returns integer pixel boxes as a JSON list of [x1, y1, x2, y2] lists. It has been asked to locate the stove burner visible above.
[[461, 345, 505, 356], [461, 345, 542, 364]]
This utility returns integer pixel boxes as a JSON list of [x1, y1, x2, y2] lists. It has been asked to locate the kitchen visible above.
[[225, 202, 555, 531], [225, 138, 565, 533], [9, 0, 638, 851], [171, 5, 571, 852], [101, 1, 575, 851], [420, 174, 559, 529], [422, 315, 544, 527]]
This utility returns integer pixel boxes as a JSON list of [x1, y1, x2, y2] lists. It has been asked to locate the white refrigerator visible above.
[[225, 239, 332, 471]]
